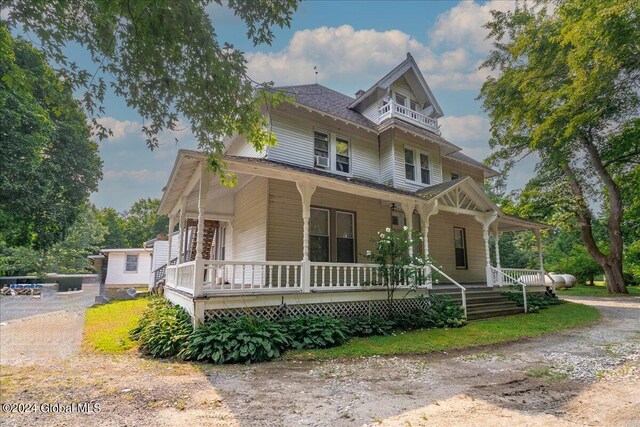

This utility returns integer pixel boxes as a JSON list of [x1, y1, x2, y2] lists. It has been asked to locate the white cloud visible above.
[[95, 117, 142, 141], [246, 25, 484, 90], [430, 0, 514, 55], [439, 114, 490, 145]]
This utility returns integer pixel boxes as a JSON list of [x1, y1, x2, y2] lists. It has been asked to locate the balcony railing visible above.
[[378, 100, 439, 133]]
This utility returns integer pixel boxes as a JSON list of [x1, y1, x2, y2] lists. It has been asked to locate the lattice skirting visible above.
[[203, 298, 429, 322]]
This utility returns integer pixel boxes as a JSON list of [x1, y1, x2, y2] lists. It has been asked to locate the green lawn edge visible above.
[[557, 282, 640, 297], [82, 298, 149, 354], [285, 302, 600, 361]]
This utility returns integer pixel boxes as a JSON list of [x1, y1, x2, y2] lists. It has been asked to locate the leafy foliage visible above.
[[344, 316, 396, 337], [479, 0, 639, 293], [130, 298, 193, 359], [0, 28, 102, 250], [179, 316, 291, 364], [279, 316, 349, 350], [5, 1, 298, 182], [96, 198, 168, 248]]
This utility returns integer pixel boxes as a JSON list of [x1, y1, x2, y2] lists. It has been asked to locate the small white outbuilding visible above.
[[100, 248, 152, 288]]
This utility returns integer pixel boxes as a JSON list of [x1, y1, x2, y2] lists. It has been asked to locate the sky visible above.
[[47, 0, 536, 211]]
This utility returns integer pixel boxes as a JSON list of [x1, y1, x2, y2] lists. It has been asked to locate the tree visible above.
[[96, 207, 126, 248], [4, 1, 297, 182], [479, 0, 640, 293], [122, 198, 168, 247], [0, 28, 102, 249], [364, 227, 430, 317]]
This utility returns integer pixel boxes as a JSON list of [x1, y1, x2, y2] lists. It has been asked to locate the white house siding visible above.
[[360, 99, 381, 123], [441, 160, 485, 185], [267, 110, 381, 183], [428, 211, 486, 284], [390, 77, 414, 104], [392, 136, 443, 191], [231, 177, 268, 262], [226, 135, 265, 158], [267, 178, 392, 263], [151, 232, 181, 273], [379, 131, 395, 186], [104, 251, 152, 287]]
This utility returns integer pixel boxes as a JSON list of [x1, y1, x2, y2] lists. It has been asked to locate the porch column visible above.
[[400, 202, 416, 256], [475, 212, 497, 287], [417, 201, 439, 289], [194, 168, 209, 297], [177, 196, 186, 263], [534, 228, 545, 285], [296, 181, 317, 292], [494, 222, 501, 269], [167, 215, 175, 265]]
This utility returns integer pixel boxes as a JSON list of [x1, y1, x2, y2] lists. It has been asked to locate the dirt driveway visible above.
[[1, 296, 638, 426]]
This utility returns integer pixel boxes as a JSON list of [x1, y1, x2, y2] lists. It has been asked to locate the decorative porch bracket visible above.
[[296, 180, 317, 292], [474, 211, 498, 287]]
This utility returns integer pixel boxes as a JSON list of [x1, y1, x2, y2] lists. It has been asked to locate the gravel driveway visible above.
[[0, 295, 638, 426]]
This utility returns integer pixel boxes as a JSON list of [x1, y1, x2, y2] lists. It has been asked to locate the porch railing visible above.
[[202, 260, 303, 293], [491, 266, 530, 313], [492, 268, 545, 287], [430, 264, 467, 319], [378, 99, 439, 133]]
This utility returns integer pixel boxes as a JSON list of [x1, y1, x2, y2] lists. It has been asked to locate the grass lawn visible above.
[[286, 302, 600, 361], [82, 298, 149, 354], [557, 281, 640, 297]]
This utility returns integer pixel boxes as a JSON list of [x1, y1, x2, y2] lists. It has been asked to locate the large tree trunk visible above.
[[564, 161, 628, 294]]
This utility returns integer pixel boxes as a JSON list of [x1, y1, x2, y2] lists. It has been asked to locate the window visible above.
[[395, 93, 406, 106], [454, 227, 468, 269], [451, 172, 460, 180], [405, 148, 415, 181], [310, 208, 330, 262], [336, 211, 355, 262], [410, 99, 418, 111], [125, 254, 139, 272], [335, 137, 350, 173], [314, 131, 329, 158], [420, 153, 431, 184]]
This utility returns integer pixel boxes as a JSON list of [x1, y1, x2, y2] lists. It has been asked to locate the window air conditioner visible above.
[[315, 156, 329, 168]]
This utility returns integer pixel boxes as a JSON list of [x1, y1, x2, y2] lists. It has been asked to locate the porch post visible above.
[[493, 222, 501, 269], [534, 228, 545, 285], [400, 202, 416, 256], [417, 201, 439, 289], [177, 196, 186, 263], [194, 167, 209, 297], [296, 180, 317, 292], [167, 215, 175, 265], [475, 212, 497, 287]]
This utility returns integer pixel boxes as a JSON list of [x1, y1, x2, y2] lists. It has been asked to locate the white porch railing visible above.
[[491, 266, 532, 313], [492, 267, 545, 287], [202, 260, 303, 293], [430, 265, 467, 319], [378, 100, 439, 133], [310, 262, 381, 288]]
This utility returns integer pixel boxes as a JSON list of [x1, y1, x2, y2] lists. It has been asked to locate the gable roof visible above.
[[348, 53, 444, 118], [445, 151, 500, 178]]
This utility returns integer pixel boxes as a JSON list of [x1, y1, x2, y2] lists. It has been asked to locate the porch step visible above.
[[467, 306, 524, 320]]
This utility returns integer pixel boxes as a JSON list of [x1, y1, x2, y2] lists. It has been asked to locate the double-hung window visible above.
[[310, 208, 330, 262], [410, 99, 418, 111], [336, 211, 355, 262], [395, 93, 406, 106], [405, 148, 431, 184], [310, 208, 356, 263], [335, 137, 350, 173], [314, 131, 329, 159], [454, 227, 468, 269], [125, 254, 139, 272], [405, 148, 416, 181]]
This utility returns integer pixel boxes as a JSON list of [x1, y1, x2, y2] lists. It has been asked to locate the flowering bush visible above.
[[364, 226, 435, 316]]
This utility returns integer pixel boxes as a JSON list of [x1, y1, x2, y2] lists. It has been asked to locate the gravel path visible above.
[[0, 295, 638, 426]]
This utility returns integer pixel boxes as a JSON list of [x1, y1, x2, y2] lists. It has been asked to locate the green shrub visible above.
[[345, 316, 396, 337], [130, 297, 192, 358], [279, 315, 349, 350], [180, 316, 291, 364], [392, 309, 434, 330], [422, 295, 467, 328], [501, 291, 564, 312]]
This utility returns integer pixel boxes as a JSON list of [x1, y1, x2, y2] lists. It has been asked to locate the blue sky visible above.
[[50, 0, 534, 211]]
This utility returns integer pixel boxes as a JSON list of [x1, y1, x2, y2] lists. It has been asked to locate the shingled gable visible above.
[[347, 53, 444, 118]]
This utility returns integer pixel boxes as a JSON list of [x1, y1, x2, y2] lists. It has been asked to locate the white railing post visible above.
[[193, 259, 204, 297], [523, 285, 528, 313]]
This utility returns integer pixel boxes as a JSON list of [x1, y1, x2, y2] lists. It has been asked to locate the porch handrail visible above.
[[429, 264, 467, 319], [491, 266, 529, 313]]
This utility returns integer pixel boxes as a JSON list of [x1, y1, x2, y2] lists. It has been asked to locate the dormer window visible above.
[[395, 93, 406, 106], [410, 99, 418, 111]]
